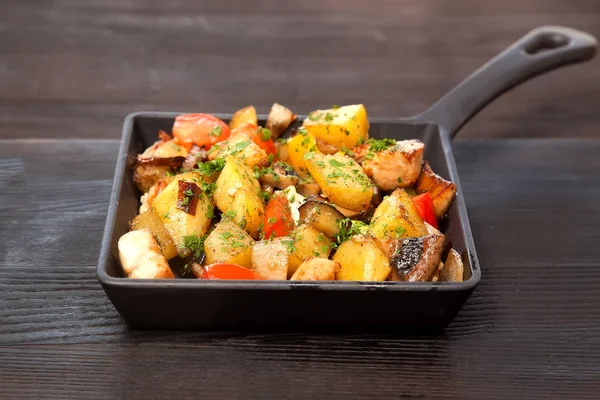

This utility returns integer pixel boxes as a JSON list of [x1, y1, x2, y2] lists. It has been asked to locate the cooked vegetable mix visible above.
[[121, 103, 463, 282]]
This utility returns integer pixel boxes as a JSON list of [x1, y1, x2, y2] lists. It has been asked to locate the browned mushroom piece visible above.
[[265, 103, 296, 140], [258, 162, 299, 190], [182, 145, 208, 172], [296, 179, 321, 197], [298, 200, 346, 239], [387, 234, 445, 282]]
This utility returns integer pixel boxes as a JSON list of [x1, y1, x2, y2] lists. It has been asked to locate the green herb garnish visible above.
[[259, 127, 272, 141], [183, 234, 206, 259], [210, 126, 223, 137]]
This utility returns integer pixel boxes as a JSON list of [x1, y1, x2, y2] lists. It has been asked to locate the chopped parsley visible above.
[[303, 152, 315, 160], [201, 181, 217, 195], [333, 218, 363, 248], [395, 225, 407, 238], [324, 112, 334, 122], [259, 190, 271, 203], [220, 231, 234, 240], [231, 240, 245, 248], [268, 217, 277, 224], [230, 139, 251, 154], [209, 125, 223, 137], [332, 104, 339, 109], [328, 159, 345, 168], [307, 112, 321, 122], [183, 234, 206, 259], [259, 127, 272, 141], [297, 127, 309, 136], [206, 203, 214, 219], [163, 212, 169, 218], [397, 177, 403, 183], [367, 138, 396, 153], [281, 239, 296, 253], [183, 188, 194, 197], [181, 196, 190, 206], [224, 210, 237, 219], [198, 158, 226, 176]]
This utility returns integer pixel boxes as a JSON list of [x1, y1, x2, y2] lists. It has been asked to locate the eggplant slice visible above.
[[298, 200, 346, 239], [389, 234, 445, 282]]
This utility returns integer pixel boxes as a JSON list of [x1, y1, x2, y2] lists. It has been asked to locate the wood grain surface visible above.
[[2, 0, 600, 398]]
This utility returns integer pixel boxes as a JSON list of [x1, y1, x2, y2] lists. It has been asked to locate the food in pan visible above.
[[119, 103, 463, 282]]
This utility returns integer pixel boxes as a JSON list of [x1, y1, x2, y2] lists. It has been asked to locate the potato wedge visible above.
[[287, 131, 317, 177], [131, 209, 178, 260], [204, 219, 254, 268], [369, 189, 427, 240], [266, 103, 296, 139], [305, 152, 373, 212], [229, 105, 257, 130], [333, 235, 391, 281], [291, 258, 340, 281], [438, 248, 464, 282], [251, 238, 289, 280], [287, 224, 332, 277], [213, 156, 265, 238], [151, 171, 214, 257], [416, 161, 457, 218], [208, 132, 268, 168], [302, 104, 369, 151]]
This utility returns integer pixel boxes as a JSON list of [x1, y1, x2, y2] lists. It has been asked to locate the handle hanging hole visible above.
[[525, 33, 570, 54]]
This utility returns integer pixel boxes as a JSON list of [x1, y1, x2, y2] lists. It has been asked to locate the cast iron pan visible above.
[[98, 26, 596, 330]]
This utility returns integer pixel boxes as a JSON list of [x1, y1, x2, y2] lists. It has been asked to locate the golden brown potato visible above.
[[287, 224, 332, 277], [151, 171, 214, 257], [118, 230, 174, 279], [333, 235, 391, 281], [251, 239, 289, 280], [305, 152, 373, 212], [287, 131, 317, 177], [266, 103, 296, 139], [361, 139, 424, 191], [438, 248, 464, 282], [208, 132, 268, 168], [416, 161, 457, 218], [213, 156, 265, 238], [302, 104, 369, 151], [369, 189, 427, 240], [291, 258, 340, 281], [204, 219, 254, 268], [229, 105, 258, 130], [131, 209, 178, 260]]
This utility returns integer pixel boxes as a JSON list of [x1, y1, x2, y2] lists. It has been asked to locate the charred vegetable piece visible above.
[[287, 224, 332, 277], [204, 219, 254, 268], [176, 181, 201, 215], [389, 234, 445, 282], [305, 152, 373, 212], [303, 104, 369, 151], [202, 263, 263, 280], [416, 161, 457, 218], [229, 105, 258, 130], [369, 188, 428, 240], [173, 113, 230, 151], [298, 200, 345, 239], [266, 103, 296, 139], [262, 195, 295, 239], [213, 156, 265, 238], [290, 257, 340, 281], [118, 230, 175, 279], [133, 133, 188, 193], [438, 248, 464, 282], [131, 209, 178, 260], [412, 192, 438, 229], [251, 238, 289, 280], [333, 235, 391, 281], [182, 145, 208, 172], [258, 162, 299, 190]]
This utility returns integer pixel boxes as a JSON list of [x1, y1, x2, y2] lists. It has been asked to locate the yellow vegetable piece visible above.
[[302, 104, 369, 151], [287, 224, 332, 277], [333, 235, 391, 281], [305, 152, 373, 212], [131, 209, 179, 260], [204, 219, 254, 268], [152, 171, 214, 257], [369, 188, 427, 240], [287, 131, 317, 177], [229, 105, 258, 130], [213, 156, 265, 238]]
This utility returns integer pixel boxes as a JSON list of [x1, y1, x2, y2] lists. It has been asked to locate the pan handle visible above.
[[414, 26, 597, 140]]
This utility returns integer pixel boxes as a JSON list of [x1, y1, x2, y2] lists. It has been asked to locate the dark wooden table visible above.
[[1, 1, 599, 399]]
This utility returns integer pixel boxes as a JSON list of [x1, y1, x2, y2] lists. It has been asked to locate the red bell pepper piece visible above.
[[201, 263, 264, 280], [412, 192, 439, 229], [262, 195, 295, 239]]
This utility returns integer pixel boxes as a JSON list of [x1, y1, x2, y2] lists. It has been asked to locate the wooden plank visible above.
[[1, 0, 599, 140]]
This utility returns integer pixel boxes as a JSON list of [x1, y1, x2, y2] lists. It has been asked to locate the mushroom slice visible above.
[[388, 234, 445, 282], [298, 200, 346, 239], [259, 162, 299, 190], [266, 103, 296, 140], [438, 248, 464, 282], [182, 145, 208, 171]]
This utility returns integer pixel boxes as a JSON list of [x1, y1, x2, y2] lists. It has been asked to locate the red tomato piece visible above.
[[201, 263, 264, 280], [262, 195, 295, 239], [231, 122, 276, 155], [412, 192, 439, 229], [172, 113, 230, 150]]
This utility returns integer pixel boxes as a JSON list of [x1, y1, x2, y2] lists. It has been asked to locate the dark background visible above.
[[1, 1, 599, 399]]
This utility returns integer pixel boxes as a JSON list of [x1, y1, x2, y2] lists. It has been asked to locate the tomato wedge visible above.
[[201, 263, 264, 280], [412, 192, 439, 229], [262, 195, 295, 239], [172, 113, 230, 150], [232, 122, 276, 155]]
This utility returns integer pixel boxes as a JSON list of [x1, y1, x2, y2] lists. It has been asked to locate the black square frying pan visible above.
[[98, 26, 596, 330]]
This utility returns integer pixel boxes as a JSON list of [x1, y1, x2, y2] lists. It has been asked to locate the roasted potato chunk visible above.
[[131, 209, 178, 260], [416, 161, 457, 218], [369, 189, 427, 240], [251, 238, 289, 280], [303, 104, 369, 151], [204, 219, 254, 268], [360, 139, 424, 191], [287, 224, 332, 277], [229, 105, 258, 130], [213, 156, 265, 238], [287, 131, 317, 177], [305, 152, 373, 212], [291, 258, 340, 281], [151, 171, 214, 257], [266, 103, 296, 139], [333, 235, 391, 281], [118, 230, 174, 279], [208, 132, 268, 168]]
